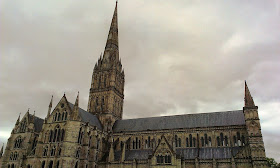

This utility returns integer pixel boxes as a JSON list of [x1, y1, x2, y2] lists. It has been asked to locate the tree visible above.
[[266, 157, 278, 167]]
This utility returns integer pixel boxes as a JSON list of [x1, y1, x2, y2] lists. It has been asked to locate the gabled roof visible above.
[[68, 103, 102, 130], [113, 110, 245, 132]]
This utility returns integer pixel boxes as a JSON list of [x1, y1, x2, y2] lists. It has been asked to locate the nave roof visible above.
[[113, 110, 245, 132]]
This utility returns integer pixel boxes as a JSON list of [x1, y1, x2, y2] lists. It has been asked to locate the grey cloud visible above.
[[1, 0, 280, 161]]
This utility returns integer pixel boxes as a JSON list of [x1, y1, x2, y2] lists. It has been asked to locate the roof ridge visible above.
[[119, 110, 243, 121]]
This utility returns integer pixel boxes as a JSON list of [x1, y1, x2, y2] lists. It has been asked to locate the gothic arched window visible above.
[[41, 161, 45, 168], [241, 135, 245, 146], [76, 148, 81, 158], [50, 146, 56, 156], [48, 160, 53, 168], [56, 161, 59, 168], [189, 134, 193, 147], [61, 129, 65, 141], [64, 112, 68, 120], [225, 136, 229, 146], [75, 161, 79, 168], [20, 119, 27, 132], [61, 112, 65, 121], [208, 137, 212, 147], [54, 113, 57, 121], [77, 128, 83, 144], [175, 135, 178, 147], [204, 134, 208, 146], [201, 137, 204, 147], [233, 136, 237, 146], [57, 113, 61, 121], [10, 152, 13, 160], [178, 138, 181, 147], [43, 146, 48, 156]]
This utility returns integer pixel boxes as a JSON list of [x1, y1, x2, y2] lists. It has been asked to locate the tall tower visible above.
[[88, 2, 124, 130], [243, 81, 268, 168]]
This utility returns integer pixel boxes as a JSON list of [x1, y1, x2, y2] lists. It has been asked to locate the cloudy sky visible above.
[[1, 0, 280, 161]]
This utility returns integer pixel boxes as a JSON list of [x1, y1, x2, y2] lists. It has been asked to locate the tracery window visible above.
[[13, 152, 18, 160], [20, 119, 27, 132], [175, 135, 181, 147], [217, 133, 228, 147], [233, 132, 245, 146], [14, 136, 23, 148]]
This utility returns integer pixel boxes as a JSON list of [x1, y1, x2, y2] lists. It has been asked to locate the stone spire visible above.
[[103, 2, 119, 64], [244, 81, 255, 107], [104, 1, 119, 54], [47, 95, 53, 118]]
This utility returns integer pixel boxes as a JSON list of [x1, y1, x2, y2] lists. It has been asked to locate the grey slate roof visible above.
[[177, 147, 242, 159], [113, 110, 245, 132], [114, 147, 242, 161], [115, 149, 153, 161], [30, 115, 44, 133], [68, 103, 102, 130]]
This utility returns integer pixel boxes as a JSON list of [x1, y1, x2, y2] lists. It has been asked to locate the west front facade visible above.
[[0, 2, 269, 168]]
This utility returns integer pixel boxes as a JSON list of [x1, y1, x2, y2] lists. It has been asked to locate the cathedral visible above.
[[0, 2, 269, 168]]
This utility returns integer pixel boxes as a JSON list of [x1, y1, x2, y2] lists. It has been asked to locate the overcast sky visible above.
[[1, 0, 280, 162]]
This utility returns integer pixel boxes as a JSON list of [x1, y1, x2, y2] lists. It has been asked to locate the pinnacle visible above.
[[50, 95, 53, 106], [75, 91, 79, 107], [244, 81, 255, 107]]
